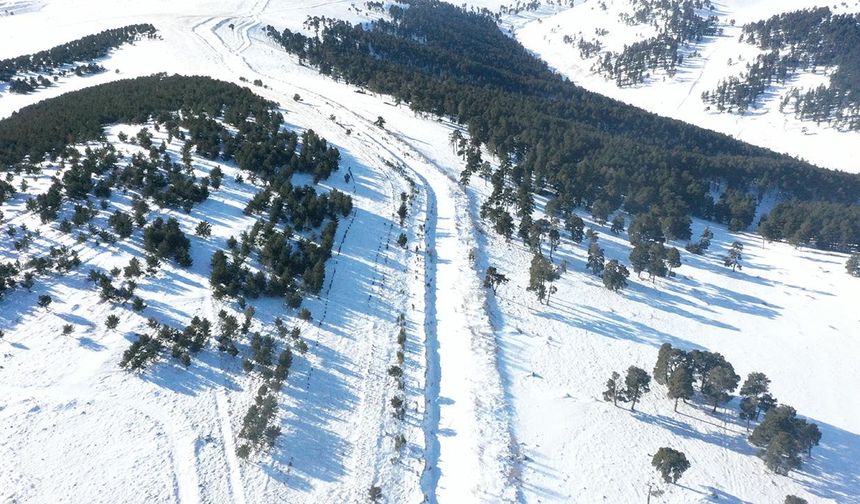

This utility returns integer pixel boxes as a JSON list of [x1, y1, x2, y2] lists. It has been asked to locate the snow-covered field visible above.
[[0, 1, 858, 503], [472, 0, 860, 174]]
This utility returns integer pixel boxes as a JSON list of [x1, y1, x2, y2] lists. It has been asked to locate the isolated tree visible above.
[[667, 366, 694, 412], [602, 371, 623, 406], [38, 294, 52, 309], [483, 266, 509, 294], [106, 314, 120, 330], [624, 366, 651, 411], [784, 496, 808, 504], [586, 243, 605, 275], [527, 253, 558, 304], [846, 254, 860, 277], [724, 241, 744, 271], [374, 116, 386, 128], [651, 447, 690, 483], [602, 259, 629, 292], [702, 365, 740, 412], [565, 213, 584, 243], [195, 220, 212, 238], [610, 214, 625, 234]]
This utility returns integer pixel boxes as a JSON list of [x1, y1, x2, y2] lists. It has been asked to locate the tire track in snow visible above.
[[215, 391, 247, 504]]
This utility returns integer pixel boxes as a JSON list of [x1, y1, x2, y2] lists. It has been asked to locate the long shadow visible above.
[[633, 408, 860, 501]]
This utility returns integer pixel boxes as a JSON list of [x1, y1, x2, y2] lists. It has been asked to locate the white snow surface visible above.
[[0, 1, 858, 503]]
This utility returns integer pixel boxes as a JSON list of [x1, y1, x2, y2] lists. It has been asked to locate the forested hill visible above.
[[269, 0, 860, 249]]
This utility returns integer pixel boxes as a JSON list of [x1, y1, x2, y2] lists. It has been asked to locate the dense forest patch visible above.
[[0, 24, 157, 93], [703, 8, 860, 132], [268, 0, 859, 249]]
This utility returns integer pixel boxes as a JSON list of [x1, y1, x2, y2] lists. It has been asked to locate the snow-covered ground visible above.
[[467, 0, 860, 174], [0, 1, 858, 503]]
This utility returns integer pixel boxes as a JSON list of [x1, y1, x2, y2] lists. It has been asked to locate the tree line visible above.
[[0, 24, 157, 88], [267, 0, 860, 249], [704, 7, 860, 132]]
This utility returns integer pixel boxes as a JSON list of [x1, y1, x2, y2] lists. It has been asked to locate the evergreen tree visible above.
[[653, 343, 673, 386], [651, 447, 690, 483], [548, 227, 560, 260], [784, 496, 807, 504], [667, 365, 694, 412], [629, 243, 649, 278], [602, 259, 629, 292], [565, 213, 584, 243], [483, 266, 509, 294], [646, 242, 668, 280], [666, 247, 681, 275], [846, 253, 860, 277], [586, 243, 605, 275], [38, 294, 52, 309], [610, 214, 625, 234], [702, 364, 740, 412], [724, 241, 744, 271], [763, 432, 802, 475], [527, 253, 558, 304], [797, 422, 822, 457], [624, 366, 651, 411], [602, 371, 623, 406], [739, 396, 758, 429]]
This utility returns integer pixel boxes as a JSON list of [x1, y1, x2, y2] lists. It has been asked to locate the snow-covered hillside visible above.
[[0, 1, 858, 503], [468, 0, 860, 174]]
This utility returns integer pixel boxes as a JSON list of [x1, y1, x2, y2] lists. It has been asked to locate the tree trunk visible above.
[[712, 400, 718, 413], [630, 395, 638, 412], [674, 397, 679, 412]]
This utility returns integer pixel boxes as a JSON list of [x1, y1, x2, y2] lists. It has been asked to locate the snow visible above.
[[0, 1, 858, 503], [470, 0, 860, 174]]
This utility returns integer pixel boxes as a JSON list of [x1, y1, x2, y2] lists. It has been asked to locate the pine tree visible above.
[[739, 396, 758, 430], [702, 365, 740, 413], [846, 253, 860, 277], [651, 447, 690, 483], [667, 365, 694, 412], [602, 259, 629, 291], [784, 496, 807, 504], [797, 422, 821, 457], [610, 214, 625, 234], [527, 253, 557, 304], [602, 371, 623, 406], [483, 266, 509, 294], [763, 432, 802, 475], [666, 247, 681, 275], [624, 366, 651, 411], [724, 241, 744, 271], [653, 343, 673, 385], [565, 213, 584, 243], [646, 242, 668, 280], [587, 243, 605, 275], [629, 243, 649, 278], [548, 228, 560, 259]]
